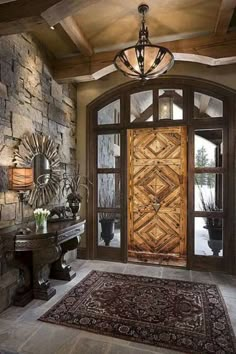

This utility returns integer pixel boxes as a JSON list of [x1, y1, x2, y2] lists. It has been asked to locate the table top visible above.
[[0, 219, 86, 251]]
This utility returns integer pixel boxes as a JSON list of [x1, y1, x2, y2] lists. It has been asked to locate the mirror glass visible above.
[[33, 153, 50, 186]]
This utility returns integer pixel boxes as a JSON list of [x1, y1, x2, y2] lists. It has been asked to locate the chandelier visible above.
[[114, 4, 174, 80]]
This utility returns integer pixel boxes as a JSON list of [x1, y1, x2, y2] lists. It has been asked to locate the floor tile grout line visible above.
[[104, 342, 112, 354], [17, 321, 43, 352], [67, 334, 81, 354]]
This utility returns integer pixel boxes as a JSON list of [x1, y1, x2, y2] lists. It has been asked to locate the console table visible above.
[[0, 219, 85, 305]]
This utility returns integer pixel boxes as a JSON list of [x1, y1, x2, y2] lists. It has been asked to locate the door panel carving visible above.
[[128, 127, 187, 266]]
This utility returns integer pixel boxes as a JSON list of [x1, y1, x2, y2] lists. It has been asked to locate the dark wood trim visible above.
[[194, 167, 224, 173], [193, 211, 224, 217], [86, 76, 235, 273], [86, 104, 96, 259], [153, 88, 158, 122], [86, 76, 236, 112], [77, 247, 88, 259], [190, 255, 224, 272], [191, 119, 224, 128], [96, 124, 122, 131], [96, 246, 121, 261], [97, 208, 121, 213], [225, 95, 236, 274], [127, 119, 186, 129], [187, 125, 194, 270], [121, 93, 129, 262], [97, 168, 120, 174]]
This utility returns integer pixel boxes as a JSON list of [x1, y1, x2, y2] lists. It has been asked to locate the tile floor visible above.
[[0, 260, 236, 354]]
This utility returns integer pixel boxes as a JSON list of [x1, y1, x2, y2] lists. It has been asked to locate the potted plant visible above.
[[99, 212, 116, 246], [62, 165, 92, 219], [34, 208, 50, 232], [99, 194, 116, 246], [199, 189, 222, 241], [198, 189, 223, 256]]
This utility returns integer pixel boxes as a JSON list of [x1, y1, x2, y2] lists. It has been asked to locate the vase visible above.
[[69, 201, 81, 219], [100, 218, 115, 246], [35, 219, 47, 233]]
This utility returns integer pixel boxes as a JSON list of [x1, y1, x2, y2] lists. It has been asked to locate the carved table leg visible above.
[[32, 245, 61, 300], [6, 251, 33, 307], [13, 267, 34, 306], [33, 265, 56, 300], [50, 237, 78, 281]]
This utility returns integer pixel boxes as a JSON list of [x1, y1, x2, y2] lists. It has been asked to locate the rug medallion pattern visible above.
[[39, 271, 236, 353]]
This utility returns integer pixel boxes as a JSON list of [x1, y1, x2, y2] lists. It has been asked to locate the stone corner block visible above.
[[12, 113, 33, 138], [0, 81, 7, 99], [1, 203, 16, 221]]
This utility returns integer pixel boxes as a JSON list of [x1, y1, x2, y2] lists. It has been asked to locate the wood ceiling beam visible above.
[[0, 0, 62, 35], [60, 16, 93, 56], [159, 31, 236, 54], [41, 0, 98, 27], [0, 0, 96, 36], [214, 0, 236, 34], [53, 33, 236, 81], [0, 16, 44, 35], [53, 55, 90, 81], [0, 0, 16, 3]]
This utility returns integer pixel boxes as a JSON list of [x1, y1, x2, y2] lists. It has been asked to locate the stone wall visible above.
[[0, 33, 77, 312], [0, 33, 77, 229]]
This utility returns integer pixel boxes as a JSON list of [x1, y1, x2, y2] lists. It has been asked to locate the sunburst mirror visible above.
[[13, 133, 61, 208]]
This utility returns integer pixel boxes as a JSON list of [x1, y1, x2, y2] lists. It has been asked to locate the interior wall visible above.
[[77, 61, 236, 248], [0, 33, 77, 229], [0, 33, 77, 313]]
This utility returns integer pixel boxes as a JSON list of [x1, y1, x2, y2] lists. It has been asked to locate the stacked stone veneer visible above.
[[0, 33, 77, 228], [0, 33, 77, 312]]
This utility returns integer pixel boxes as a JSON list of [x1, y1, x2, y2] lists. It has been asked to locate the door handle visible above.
[[153, 200, 161, 212]]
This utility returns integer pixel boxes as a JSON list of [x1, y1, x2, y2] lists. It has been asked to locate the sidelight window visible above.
[[193, 129, 224, 258]]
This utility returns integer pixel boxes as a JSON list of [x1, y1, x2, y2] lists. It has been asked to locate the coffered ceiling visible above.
[[0, 0, 236, 82], [73, 0, 220, 52]]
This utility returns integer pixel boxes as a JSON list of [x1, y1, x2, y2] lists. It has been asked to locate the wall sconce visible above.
[[8, 167, 33, 231]]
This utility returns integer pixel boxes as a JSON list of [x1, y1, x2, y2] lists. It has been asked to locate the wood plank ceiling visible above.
[[0, 0, 236, 82]]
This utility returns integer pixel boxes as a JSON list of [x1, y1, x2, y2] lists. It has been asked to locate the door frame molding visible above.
[[86, 75, 236, 274]]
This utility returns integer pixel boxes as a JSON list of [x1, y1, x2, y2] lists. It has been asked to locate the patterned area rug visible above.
[[39, 271, 236, 353]]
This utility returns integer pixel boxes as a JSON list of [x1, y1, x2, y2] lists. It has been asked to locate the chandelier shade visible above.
[[114, 4, 174, 80]]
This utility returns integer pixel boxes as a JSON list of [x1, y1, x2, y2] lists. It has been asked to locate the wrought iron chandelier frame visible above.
[[113, 4, 174, 80]]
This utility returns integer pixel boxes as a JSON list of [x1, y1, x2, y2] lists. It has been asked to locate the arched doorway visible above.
[[86, 76, 235, 273]]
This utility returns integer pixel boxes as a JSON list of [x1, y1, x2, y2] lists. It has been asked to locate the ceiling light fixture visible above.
[[114, 4, 174, 80]]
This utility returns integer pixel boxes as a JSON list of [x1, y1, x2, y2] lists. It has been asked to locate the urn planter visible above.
[[99, 219, 115, 246]]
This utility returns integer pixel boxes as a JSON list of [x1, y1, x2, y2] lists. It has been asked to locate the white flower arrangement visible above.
[[33, 208, 50, 226]]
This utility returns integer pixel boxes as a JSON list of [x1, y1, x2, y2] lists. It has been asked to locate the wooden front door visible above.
[[128, 127, 187, 266]]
